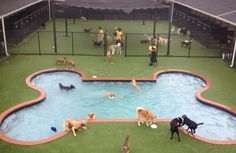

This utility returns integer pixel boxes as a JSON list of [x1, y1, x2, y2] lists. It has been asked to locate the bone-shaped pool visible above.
[[0, 69, 236, 143]]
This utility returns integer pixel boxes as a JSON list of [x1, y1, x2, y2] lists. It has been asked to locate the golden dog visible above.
[[65, 59, 76, 68], [136, 107, 158, 126], [55, 57, 67, 64], [64, 119, 87, 136]]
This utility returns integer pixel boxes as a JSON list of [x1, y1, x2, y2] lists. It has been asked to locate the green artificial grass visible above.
[[1, 19, 236, 153], [8, 19, 220, 57], [1, 55, 236, 153]]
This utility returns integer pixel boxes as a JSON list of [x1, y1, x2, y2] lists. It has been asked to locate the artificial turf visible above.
[[0, 55, 236, 153], [0, 19, 236, 153], [8, 19, 220, 57]]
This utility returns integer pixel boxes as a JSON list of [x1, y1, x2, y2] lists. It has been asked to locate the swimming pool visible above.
[[0, 69, 236, 144]]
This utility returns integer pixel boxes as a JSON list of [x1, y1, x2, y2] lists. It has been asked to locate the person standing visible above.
[[115, 28, 123, 44], [148, 43, 157, 66], [97, 26, 104, 43]]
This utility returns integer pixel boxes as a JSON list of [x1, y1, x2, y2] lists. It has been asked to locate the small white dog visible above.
[[109, 43, 122, 55]]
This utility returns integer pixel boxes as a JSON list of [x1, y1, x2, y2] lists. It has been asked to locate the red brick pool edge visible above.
[[0, 68, 236, 145]]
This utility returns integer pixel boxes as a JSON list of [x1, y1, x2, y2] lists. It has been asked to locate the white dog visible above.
[[109, 43, 122, 55], [158, 37, 168, 46], [64, 119, 87, 136]]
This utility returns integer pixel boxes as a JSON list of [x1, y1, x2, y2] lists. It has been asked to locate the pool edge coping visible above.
[[0, 68, 236, 145]]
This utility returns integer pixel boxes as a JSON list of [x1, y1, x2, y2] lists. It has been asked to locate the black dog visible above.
[[182, 115, 204, 134], [83, 28, 92, 33], [170, 117, 183, 141], [181, 40, 192, 48], [140, 39, 150, 44], [93, 40, 102, 47], [59, 83, 75, 91]]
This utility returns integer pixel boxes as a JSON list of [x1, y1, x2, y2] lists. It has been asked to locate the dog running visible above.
[[59, 83, 75, 91], [170, 117, 183, 141], [182, 115, 204, 134]]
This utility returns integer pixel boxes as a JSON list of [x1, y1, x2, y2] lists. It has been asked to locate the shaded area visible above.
[[175, 0, 236, 25]]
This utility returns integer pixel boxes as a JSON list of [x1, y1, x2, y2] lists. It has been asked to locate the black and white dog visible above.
[[182, 115, 204, 134], [170, 117, 183, 141], [59, 83, 75, 91]]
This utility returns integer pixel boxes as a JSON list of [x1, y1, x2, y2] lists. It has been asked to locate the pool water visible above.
[[1, 72, 236, 141]]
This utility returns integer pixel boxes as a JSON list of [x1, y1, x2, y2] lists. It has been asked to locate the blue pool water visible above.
[[1, 71, 236, 141]]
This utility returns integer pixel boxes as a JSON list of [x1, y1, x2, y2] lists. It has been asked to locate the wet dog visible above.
[[122, 135, 129, 153], [64, 119, 87, 136], [88, 112, 96, 120], [93, 40, 102, 47], [182, 115, 204, 134], [136, 106, 158, 126], [59, 83, 75, 91], [170, 117, 183, 141]]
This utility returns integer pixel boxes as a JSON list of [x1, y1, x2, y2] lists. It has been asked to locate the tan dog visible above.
[[65, 59, 76, 68], [55, 57, 67, 64], [64, 119, 87, 136], [88, 112, 96, 120], [131, 79, 140, 91], [136, 106, 158, 126]]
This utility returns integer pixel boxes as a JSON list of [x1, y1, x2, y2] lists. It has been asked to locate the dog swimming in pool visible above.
[[59, 83, 75, 91]]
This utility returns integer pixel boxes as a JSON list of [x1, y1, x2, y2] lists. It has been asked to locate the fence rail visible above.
[[7, 30, 230, 58]]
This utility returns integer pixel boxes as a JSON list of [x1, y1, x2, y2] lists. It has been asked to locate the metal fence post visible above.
[[104, 32, 107, 55], [37, 31, 41, 55], [188, 44, 191, 57], [125, 33, 127, 57], [71, 32, 74, 55]]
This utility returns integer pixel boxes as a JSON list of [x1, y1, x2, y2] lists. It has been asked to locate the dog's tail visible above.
[[136, 106, 144, 117], [197, 122, 204, 126]]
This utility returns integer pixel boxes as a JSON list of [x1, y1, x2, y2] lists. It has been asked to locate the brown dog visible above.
[[64, 119, 87, 136], [88, 112, 96, 120], [55, 57, 67, 64], [65, 59, 76, 68], [136, 106, 158, 126], [122, 135, 129, 153]]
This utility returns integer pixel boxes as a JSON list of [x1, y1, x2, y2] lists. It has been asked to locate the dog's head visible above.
[[151, 115, 158, 124], [81, 120, 87, 127], [70, 85, 75, 89], [122, 136, 129, 153]]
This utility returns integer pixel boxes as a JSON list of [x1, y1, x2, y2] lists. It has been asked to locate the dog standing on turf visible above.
[[122, 135, 129, 153], [109, 43, 122, 55], [182, 115, 204, 134], [170, 117, 183, 141], [136, 106, 158, 126]]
